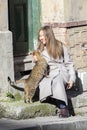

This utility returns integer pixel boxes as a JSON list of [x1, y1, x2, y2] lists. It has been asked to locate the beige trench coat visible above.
[[39, 45, 76, 105]]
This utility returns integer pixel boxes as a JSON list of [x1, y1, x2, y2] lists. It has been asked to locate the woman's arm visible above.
[[63, 45, 76, 89]]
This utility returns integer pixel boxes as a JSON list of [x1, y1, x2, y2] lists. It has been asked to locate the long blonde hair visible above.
[[38, 26, 63, 59]]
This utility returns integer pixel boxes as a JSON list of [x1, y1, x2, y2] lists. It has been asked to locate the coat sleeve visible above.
[[63, 45, 76, 82]]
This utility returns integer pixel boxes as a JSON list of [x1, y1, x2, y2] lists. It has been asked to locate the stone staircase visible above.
[[0, 67, 86, 120]]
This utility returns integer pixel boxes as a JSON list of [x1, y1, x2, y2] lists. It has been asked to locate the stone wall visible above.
[[67, 26, 87, 71]]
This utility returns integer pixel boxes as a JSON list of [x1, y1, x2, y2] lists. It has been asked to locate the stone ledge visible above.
[[0, 100, 57, 119], [0, 91, 87, 119], [0, 99, 87, 120]]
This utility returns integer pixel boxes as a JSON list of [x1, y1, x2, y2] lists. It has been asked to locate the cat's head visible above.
[[32, 50, 42, 62]]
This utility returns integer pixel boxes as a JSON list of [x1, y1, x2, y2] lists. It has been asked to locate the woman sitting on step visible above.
[[37, 26, 76, 118]]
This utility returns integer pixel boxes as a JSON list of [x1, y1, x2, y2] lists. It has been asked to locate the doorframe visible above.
[[28, 0, 41, 51]]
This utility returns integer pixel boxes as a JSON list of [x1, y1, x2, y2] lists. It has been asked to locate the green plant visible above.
[[6, 92, 15, 99]]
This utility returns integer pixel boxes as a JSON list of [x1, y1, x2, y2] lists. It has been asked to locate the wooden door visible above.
[[8, 0, 41, 56], [8, 0, 28, 56]]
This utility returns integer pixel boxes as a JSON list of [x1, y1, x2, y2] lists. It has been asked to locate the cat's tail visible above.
[[8, 76, 24, 91]]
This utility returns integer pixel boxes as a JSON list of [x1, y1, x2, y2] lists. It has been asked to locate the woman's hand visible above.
[[66, 80, 74, 89]]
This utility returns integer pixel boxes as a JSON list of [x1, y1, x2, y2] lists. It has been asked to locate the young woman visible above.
[[37, 26, 76, 118]]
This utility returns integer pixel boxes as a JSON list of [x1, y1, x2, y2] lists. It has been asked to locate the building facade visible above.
[[0, 0, 87, 95]]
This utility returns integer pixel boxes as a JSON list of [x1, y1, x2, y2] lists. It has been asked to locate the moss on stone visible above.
[[0, 100, 58, 119], [14, 92, 23, 101], [17, 102, 57, 119]]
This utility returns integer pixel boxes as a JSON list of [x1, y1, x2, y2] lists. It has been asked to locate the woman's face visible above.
[[39, 30, 47, 45]]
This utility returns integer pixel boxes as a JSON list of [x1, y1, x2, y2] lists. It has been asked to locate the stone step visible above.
[[14, 54, 35, 73], [0, 100, 57, 119], [0, 91, 87, 119]]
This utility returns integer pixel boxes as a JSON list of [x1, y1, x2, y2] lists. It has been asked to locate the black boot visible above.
[[59, 107, 69, 118]]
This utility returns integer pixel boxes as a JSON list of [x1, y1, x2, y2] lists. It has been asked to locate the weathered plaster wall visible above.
[[41, 0, 87, 23], [0, 0, 8, 31], [64, 0, 87, 22], [41, 0, 65, 23], [0, 0, 14, 95]]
